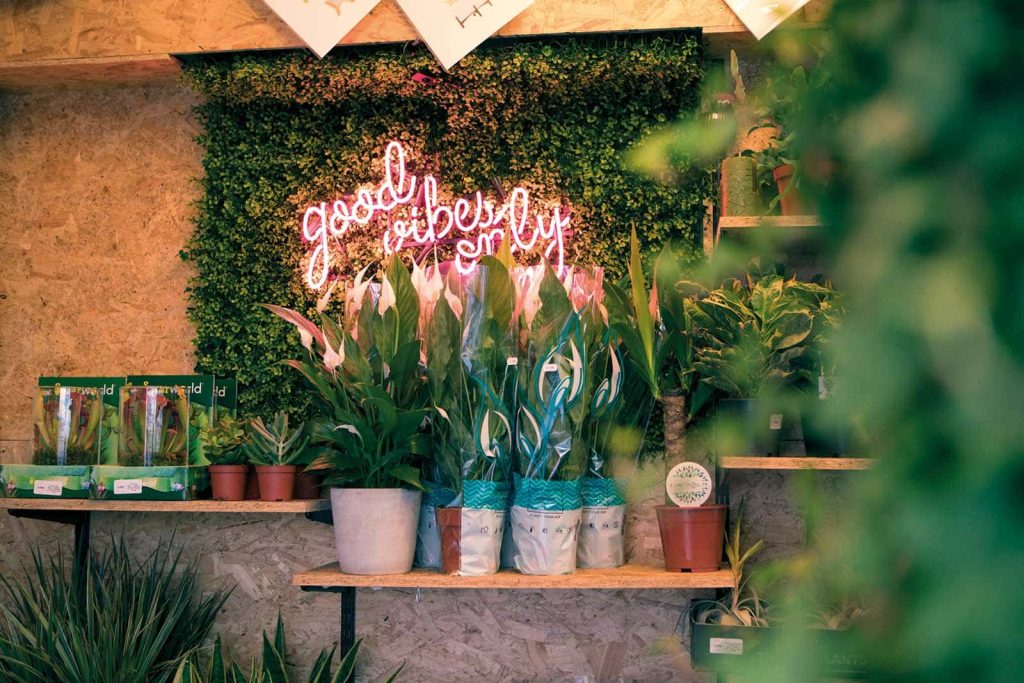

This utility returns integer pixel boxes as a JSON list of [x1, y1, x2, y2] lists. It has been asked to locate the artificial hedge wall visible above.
[[182, 35, 708, 418]]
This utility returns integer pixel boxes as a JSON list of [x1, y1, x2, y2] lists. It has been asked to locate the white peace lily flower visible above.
[[316, 279, 337, 313], [345, 265, 372, 319], [378, 277, 396, 315], [323, 336, 345, 374], [444, 285, 463, 319]]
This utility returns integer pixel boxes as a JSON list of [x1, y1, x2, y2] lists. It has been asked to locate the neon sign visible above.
[[300, 141, 570, 290]]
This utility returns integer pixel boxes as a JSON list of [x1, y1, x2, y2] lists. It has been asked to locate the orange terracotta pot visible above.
[[255, 465, 297, 502], [435, 506, 462, 575], [209, 465, 248, 501], [656, 504, 727, 572]]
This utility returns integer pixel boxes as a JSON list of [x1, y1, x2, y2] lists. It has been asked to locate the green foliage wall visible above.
[[182, 36, 707, 418]]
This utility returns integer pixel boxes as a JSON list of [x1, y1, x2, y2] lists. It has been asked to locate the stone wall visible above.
[[0, 83, 845, 682]]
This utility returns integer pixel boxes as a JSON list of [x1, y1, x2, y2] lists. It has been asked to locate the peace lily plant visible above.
[[266, 257, 430, 575]]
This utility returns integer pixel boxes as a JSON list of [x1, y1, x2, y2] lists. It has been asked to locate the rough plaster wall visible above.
[[0, 83, 846, 682]]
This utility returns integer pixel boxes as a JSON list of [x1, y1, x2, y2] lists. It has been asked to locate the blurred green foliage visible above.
[[726, 2, 1024, 680], [181, 36, 709, 419]]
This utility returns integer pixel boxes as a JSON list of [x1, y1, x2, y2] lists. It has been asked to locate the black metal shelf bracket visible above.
[[300, 585, 356, 653], [7, 509, 92, 571]]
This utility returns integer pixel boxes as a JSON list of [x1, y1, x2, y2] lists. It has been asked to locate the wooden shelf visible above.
[[720, 457, 872, 471], [719, 215, 823, 230], [0, 498, 330, 513], [294, 563, 733, 590]]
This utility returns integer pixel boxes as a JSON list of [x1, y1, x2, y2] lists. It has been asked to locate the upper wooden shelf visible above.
[[719, 215, 823, 230], [720, 457, 872, 471], [0, 498, 330, 513], [294, 563, 733, 590]]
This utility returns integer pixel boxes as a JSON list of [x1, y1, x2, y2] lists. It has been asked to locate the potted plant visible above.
[[244, 411, 308, 502], [796, 281, 851, 456], [689, 265, 818, 456], [266, 257, 429, 575], [689, 504, 770, 669], [509, 261, 599, 575], [201, 415, 248, 501], [426, 255, 517, 575]]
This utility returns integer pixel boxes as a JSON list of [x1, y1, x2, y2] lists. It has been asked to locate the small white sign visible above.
[[113, 479, 143, 495], [33, 480, 64, 496], [396, 0, 535, 70], [666, 462, 713, 508], [725, 0, 810, 40], [709, 637, 745, 655], [769, 414, 783, 430], [262, 0, 382, 59]]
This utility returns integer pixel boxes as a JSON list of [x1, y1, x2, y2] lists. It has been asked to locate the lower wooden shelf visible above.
[[720, 457, 872, 471], [293, 563, 733, 590], [0, 498, 330, 513]]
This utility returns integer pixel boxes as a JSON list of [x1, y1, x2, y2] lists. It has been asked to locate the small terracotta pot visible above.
[[773, 163, 812, 215], [255, 465, 297, 502], [435, 506, 462, 575], [656, 505, 727, 572], [293, 466, 324, 500], [245, 467, 260, 500], [209, 465, 248, 501]]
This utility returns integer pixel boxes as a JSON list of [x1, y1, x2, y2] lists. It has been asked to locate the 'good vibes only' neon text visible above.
[[300, 141, 570, 290]]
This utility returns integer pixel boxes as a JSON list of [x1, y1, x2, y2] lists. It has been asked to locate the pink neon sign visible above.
[[300, 141, 570, 290]]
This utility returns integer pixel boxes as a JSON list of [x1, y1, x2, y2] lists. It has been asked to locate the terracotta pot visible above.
[[293, 466, 323, 500], [209, 465, 248, 501], [656, 505, 727, 572], [435, 506, 462, 574], [773, 163, 812, 215], [244, 467, 260, 500], [255, 465, 297, 502]]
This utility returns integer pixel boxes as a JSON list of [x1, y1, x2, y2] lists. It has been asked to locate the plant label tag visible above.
[[506, 357, 519, 366], [770, 414, 783, 430], [114, 479, 143, 495], [543, 363, 559, 372], [33, 480, 64, 496], [666, 462, 712, 507], [709, 637, 744, 655]]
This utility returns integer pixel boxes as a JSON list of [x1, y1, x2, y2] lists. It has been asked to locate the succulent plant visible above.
[[201, 416, 248, 466], [244, 412, 309, 466]]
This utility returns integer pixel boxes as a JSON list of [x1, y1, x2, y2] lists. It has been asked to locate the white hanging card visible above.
[[262, 0, 382, 58], [725, 0, 811, 40], [396, 0, 535, 71]]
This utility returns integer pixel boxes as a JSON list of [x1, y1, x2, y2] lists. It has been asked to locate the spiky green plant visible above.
[[694, 502, 769, 628], [244, 412, 309, 466], [0, 538, 230, 683], [174, 615, 402, 683]]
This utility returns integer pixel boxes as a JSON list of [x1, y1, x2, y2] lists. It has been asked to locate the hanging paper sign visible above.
[[666, 462, 713, 508], [724, 0, 810, 40], [261, 0, 382, 58], [396, 0, 535, 70], [299, 141, 570, 290]]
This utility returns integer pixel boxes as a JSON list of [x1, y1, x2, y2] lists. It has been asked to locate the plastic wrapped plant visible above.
[[118, 386, 190, 467], [33, 387, 103, 466]]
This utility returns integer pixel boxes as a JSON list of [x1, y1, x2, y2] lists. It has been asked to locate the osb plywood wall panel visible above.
[[0, 85, 201, 453], [0, 0, 741, 62]]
